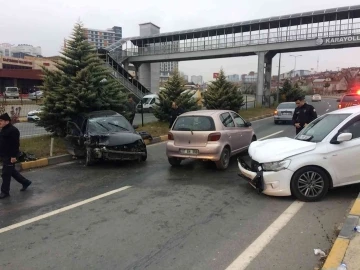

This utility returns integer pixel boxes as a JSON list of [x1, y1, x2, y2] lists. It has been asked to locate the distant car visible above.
[[29, 90, 44, 100], [166, 110, 257, 170], [274, 102, 296, 124], [65, 110, 147, 166], [27, 106, 43, 121], [238, 105, 360, 202], [312, 94, 322, 102], [4, 87, 20, 99], [337, 91, 360, 109]]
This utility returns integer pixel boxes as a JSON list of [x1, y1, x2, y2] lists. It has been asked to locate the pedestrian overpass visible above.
[[102, 5, 360, 103]]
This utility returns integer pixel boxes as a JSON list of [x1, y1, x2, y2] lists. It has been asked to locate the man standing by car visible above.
[[0, 113, 32, 199], [126, 94, 136, 125], [292, 96, 318, 134], [169, 102, 184, 128]]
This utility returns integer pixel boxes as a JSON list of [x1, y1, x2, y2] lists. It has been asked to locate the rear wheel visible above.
[[168, 157, 181, 166], [215, 147, 230, 170], [290, 166, 329, 202]]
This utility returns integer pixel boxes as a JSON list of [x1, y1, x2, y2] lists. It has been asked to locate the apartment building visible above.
[[83, 26, 122, 49]]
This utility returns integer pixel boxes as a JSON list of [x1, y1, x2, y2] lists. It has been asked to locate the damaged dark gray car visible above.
[[65, 110, 147, 166]]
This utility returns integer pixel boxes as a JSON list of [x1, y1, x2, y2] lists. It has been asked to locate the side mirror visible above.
[[132, 124, 139, 129], [331, 132, 352, 144], [336, 99, 341, 102], [245, 121, 252, 127]]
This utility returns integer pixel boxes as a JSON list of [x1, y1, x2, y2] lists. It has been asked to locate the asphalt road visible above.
[[1, 97, 358, 270]]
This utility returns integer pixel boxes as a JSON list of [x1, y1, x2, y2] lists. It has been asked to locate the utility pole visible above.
[[290, 54, 302, 77], [276, 53, 285, 103]]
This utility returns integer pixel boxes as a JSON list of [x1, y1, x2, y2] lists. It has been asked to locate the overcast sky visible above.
[[2, 0, 360, 81]]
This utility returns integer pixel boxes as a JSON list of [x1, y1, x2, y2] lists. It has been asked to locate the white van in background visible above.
[[4, 87, 20, 99], [137, 94, 159, 113]]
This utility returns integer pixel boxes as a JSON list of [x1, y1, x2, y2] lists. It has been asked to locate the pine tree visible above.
[[153, 69, 199, 121], [203, 69, 244, 111], [38, 21, 127, 136]]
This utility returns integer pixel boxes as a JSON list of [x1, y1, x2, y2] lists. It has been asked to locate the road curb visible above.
[[246, 113, 273, 121], [322, 192, 360, 270]]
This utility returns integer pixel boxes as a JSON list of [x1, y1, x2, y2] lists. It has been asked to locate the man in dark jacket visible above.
[[126, 94, 137, 125], [0, 113, 32, 199], [169, 102, 184, 128], [292, 96, 318, 135]]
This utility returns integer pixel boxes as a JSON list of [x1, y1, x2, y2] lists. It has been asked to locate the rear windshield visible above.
[[173, 116, 216, 131], [342, 95, 359, 102], [6, 88, 18, 92], [278, 103, 296, 109]]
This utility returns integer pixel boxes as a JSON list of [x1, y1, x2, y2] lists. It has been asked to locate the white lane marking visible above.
[[258, 130, 284, 140], [326, 109, 329, 112], [0, 186, 132, 234], [225, 201, 305, 270]]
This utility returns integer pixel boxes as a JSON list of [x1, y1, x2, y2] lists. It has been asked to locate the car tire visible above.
[[148, 107, 153, 113], [85, 148, 95, 166], [290, 166, 330, 202], [141, 150, 147, 162], [274, 120, 279, 124], [168, 157, 182, 166], [215, 147, 230, 170]]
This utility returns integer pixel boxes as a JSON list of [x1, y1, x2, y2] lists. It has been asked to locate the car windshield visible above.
[[278, 103, 296, 109], [141, 97, 151, 104], [88, 116, 132, 134], [343, 95, 359, 102], [295, 113, 351, 142], [173, 116, 216, 131]]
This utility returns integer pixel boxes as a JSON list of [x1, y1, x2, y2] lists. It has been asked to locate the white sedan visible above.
[[312, 94, 322, 102], [27, 107, 43, 121], [238, 105, 360, 202]]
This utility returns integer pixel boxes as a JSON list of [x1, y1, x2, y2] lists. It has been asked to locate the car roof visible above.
[[328, 105, 360, 115], [342, 93, 360, 97], [180, 110, 235, 117], [278, 102, 295, 104]]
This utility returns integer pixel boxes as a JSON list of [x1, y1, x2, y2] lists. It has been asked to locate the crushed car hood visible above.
[[90, 132, 142, 146], [249, 137, 316, 163]]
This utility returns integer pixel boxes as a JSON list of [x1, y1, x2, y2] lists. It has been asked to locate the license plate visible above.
[[179, 149, 198, 155], [282, 112, 292, 115]]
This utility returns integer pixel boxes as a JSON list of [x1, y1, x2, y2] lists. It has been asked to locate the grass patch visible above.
[[136, 121, 169, 138], [238, 107, 275, 121], [20, 135, 68, 159]]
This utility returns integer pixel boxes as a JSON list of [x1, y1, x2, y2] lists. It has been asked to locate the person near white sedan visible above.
[[238, 105, 360, 202]]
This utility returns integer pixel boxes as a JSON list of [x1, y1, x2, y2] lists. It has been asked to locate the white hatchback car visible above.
[[238, 105, 360, 202]]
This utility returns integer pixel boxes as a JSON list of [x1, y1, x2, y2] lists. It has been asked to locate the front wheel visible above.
[[85, 148, 95, 166], [141, 150, 147, 162], [215, 147, 230, 170], [274, 120, 279, 124], [290, 166, 329, 202]]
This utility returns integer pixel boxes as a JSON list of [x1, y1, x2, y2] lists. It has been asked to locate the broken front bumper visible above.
[[92, 148, 146, 161], [237, 158, 292, 196]]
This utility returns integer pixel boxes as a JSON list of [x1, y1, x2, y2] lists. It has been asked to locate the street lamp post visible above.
[[289, 54, 302, 77], [276, 53, 285, 103]]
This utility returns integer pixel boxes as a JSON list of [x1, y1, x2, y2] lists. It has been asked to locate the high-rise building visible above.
[[160, 62, 178, 75], [0, 43, 42, 58], [83, 26, 122, 49], [191, 75, 203, 85], [227, 74, 240, 82]]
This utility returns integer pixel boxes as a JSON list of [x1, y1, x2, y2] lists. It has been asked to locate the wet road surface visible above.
[[0, 98, 359, 270]]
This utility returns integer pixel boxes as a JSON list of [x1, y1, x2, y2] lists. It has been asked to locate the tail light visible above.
[[338, 104, 341, 109], [168, 132, 174, 140], [208, 132, 221, 141]]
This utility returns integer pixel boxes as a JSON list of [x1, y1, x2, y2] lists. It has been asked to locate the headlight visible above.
[[262, 160, 291, 172]]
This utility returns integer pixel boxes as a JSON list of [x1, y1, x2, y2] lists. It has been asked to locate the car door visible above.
[[65, 121, 85, 157], [327, 117, 360, 186], [230, 111, 253, 150], [219, 112, 241, 154]]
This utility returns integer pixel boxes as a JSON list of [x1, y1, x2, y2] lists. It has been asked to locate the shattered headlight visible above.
[[262, 160, 291, 172]]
